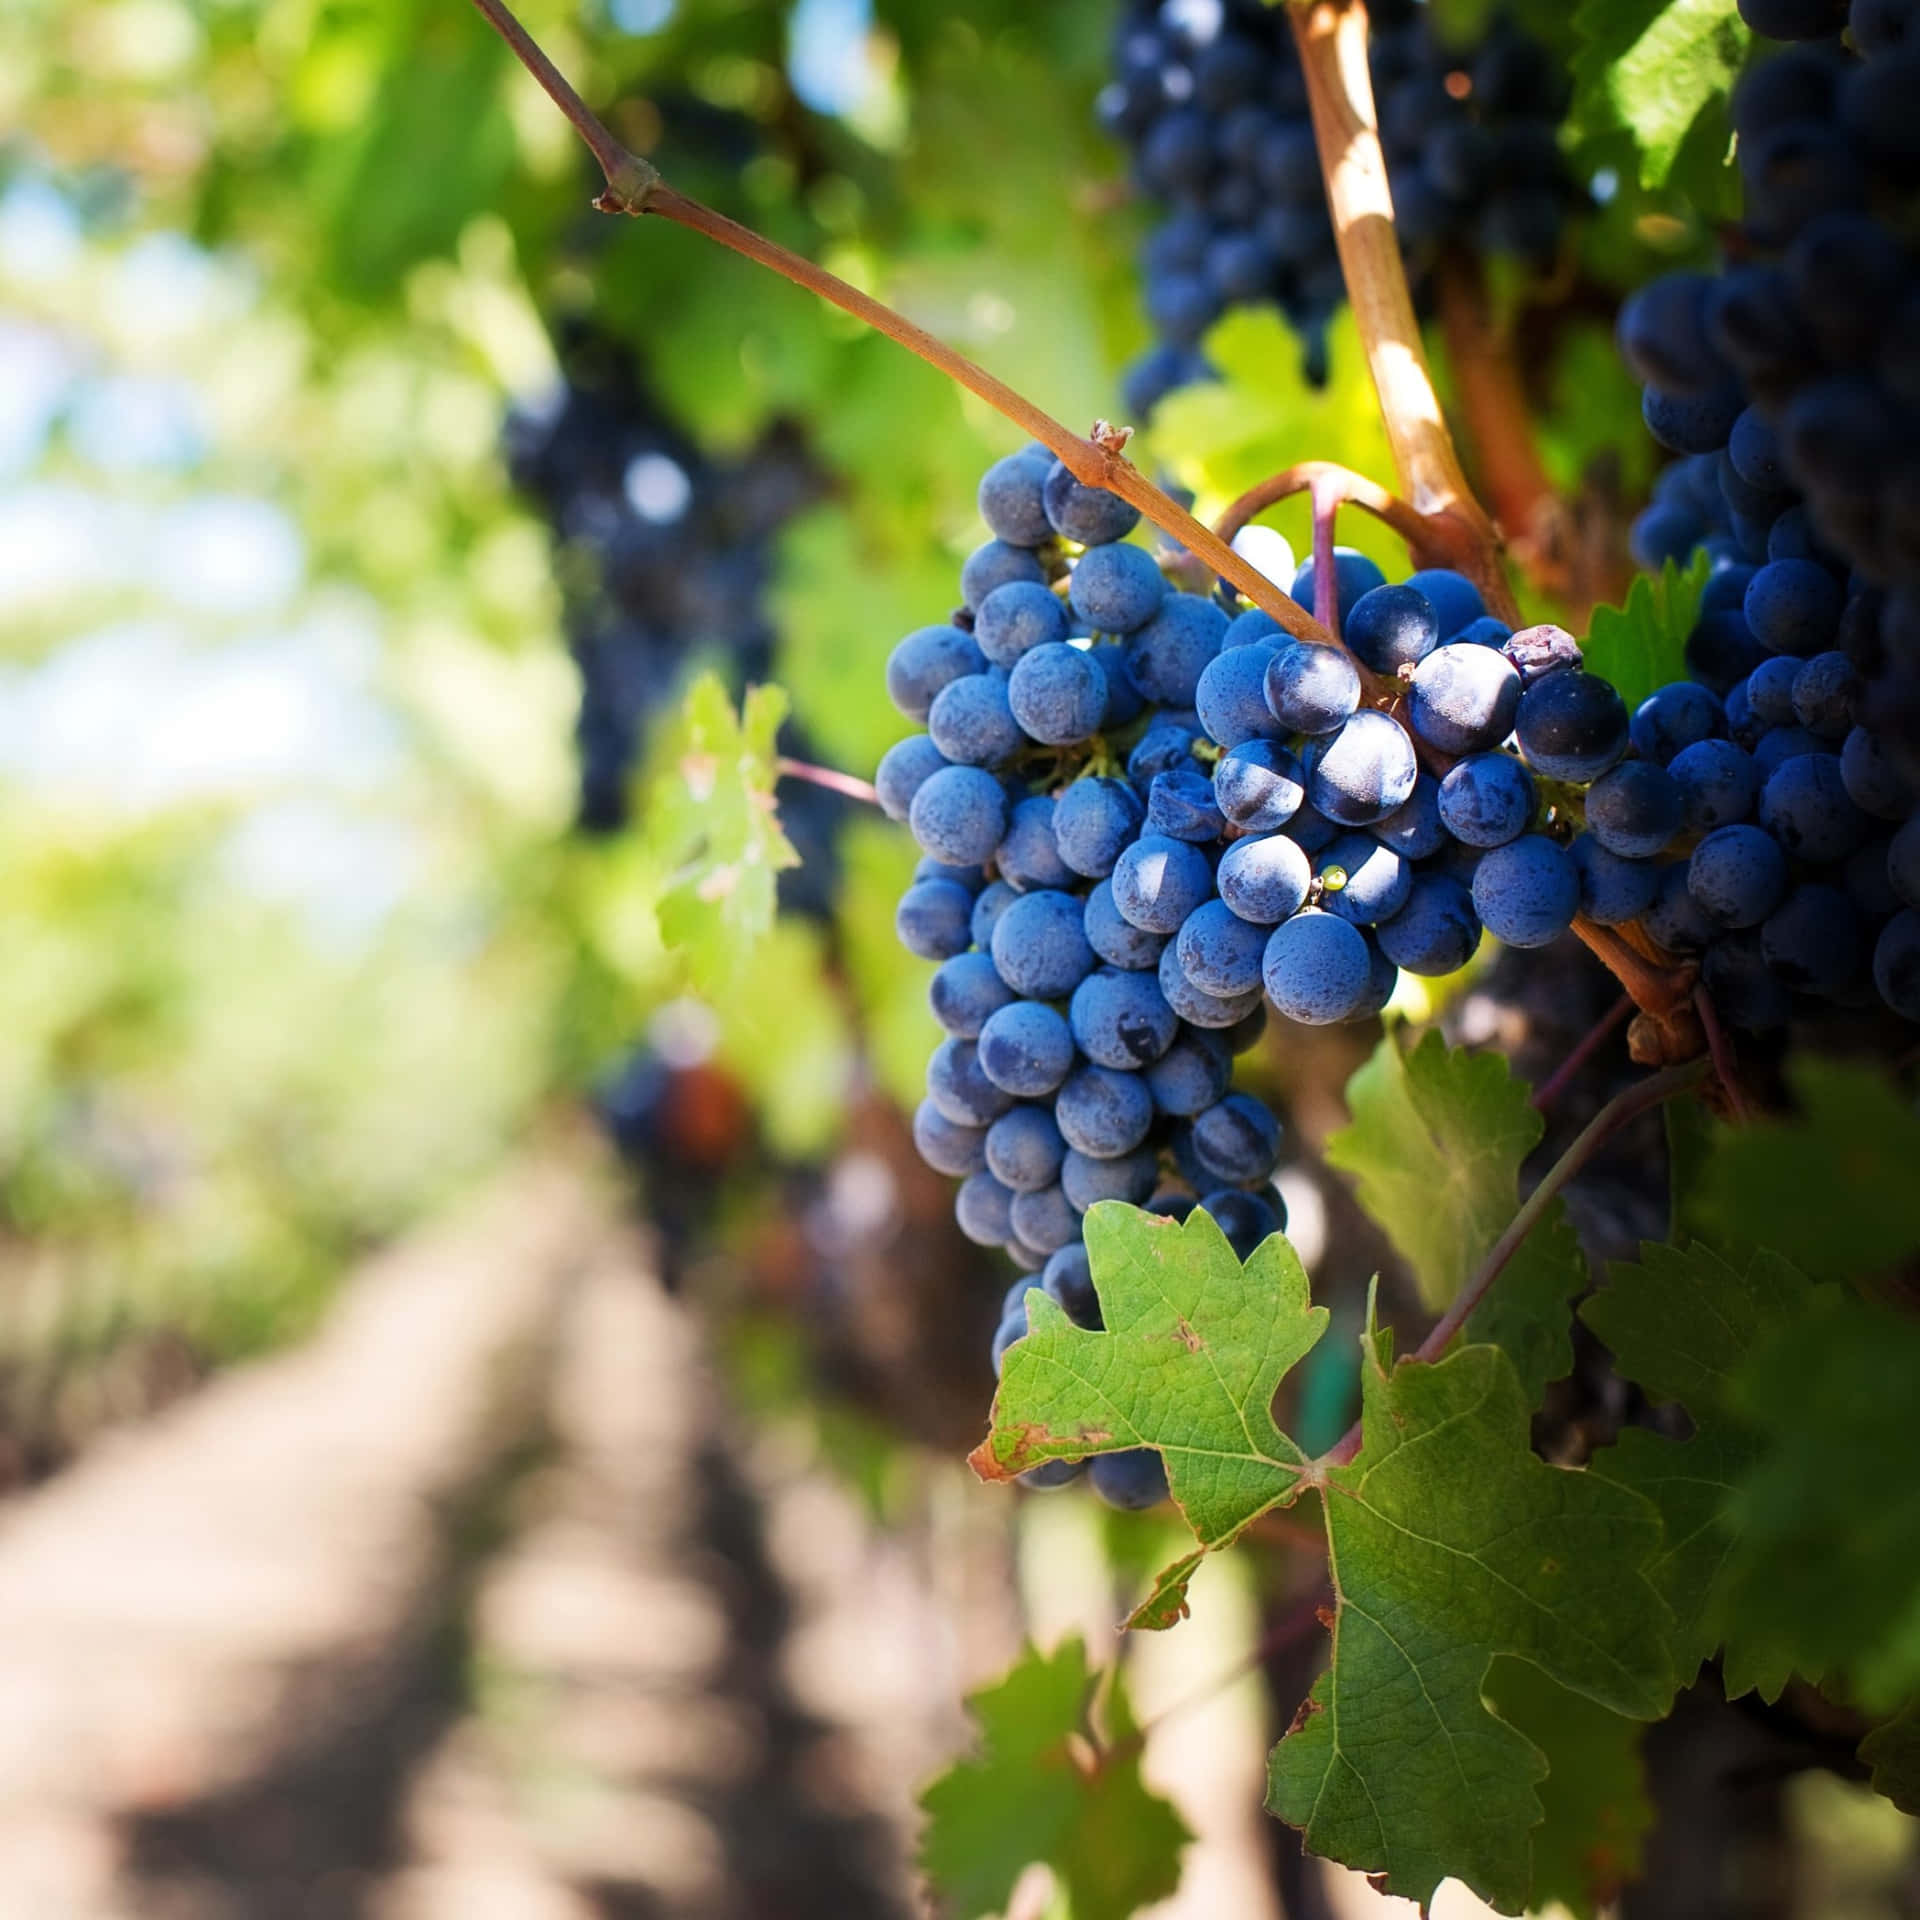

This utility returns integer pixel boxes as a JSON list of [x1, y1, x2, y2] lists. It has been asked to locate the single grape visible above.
[[1437, 751, 1537, 849], [913, 856, 986, 892], [1054, 1064, 1155, 1158], [990, 889, 1098, 998], [875, 734, 949, 822], [1290, 547, 1387, 630], [986, 1104, 1070, 1192], [1471, 834, 1579, 947], [1345, 583, 1441, 675], [977, 1000, 1077, 1098], [1889, 814, 1920, 908], [961, 538, 1047, 611], [1403, 568, 1487, 637], [1214, 738, 1308, 831], [929, 951, 1017, 1037], [895, 877, 978, 960], [887, 624, 987, 721], [1088, 642, 1146, 728], [1758, 752, 1870, 864], [1216, 831, 1313, 924], [1111, 834, 1216, 934], [1008, 641, 1109, 744], [1159, 938, 1265, 1027], [1055, 776, 1146, 878], [1688, 824, 1791, 928], [1010, 1185, 1081, 1255], [1744, 559, 1845, 657], [1316, 832, 1412, 925], [1128, 721, 1203, 789], [1061, 1145, 1160, 1211], [1017, 1458, 1087, 1490], [1585, 760, 1686, 860], [1874, 908, 1920, 1019], [977, 450, 1054, 546], [1190, 1091, 1282, 1186], [912, 1098, 987, 1176], [996, 794, 1073, 892], [1147, 768, 1228, 842], [1688, 611, 1767, 696], [1144, 1027, 1233, 1115], [1514, 669, 1630, 781], [1088, 1448, 1168, 1510], [1305, 709, 1420, 825], [1630, 680, 1725, 765], [975, 578, 1070, 671], [1408, 642, 1522, 754], [1069, 541, 1166, 633], [1084, 878, 1170, 970], [909, 763, 1010, 865], [1262, 908, 1373, 1023], [1746, 655, 1804, 728], [1176, 897, 1271, 996], [1125, 592, 1229, 704], [956, 1169, 1019, 1247], [1760, 882, 1862, 995], [1043, 464, 1142, 546], [1669, 737, 1760, 831], [971, 878, 1018, 949], [1195, 640, 1287, 747], [1568, 833, 1660, 926], [1198, 1188, 1283, 1261], [1043, 1241, 1102, 1327], [1069, 966, 1181, 1069], [1752, 724, 1825, 778], [1265, 642, 1362, 735], [1790, 650, 1859, 739], [1454, 615, 1515, 649], [1376, 872, 1481, 974], [1369, 772, 1448, 859], [1841, 725, 1916, 821]]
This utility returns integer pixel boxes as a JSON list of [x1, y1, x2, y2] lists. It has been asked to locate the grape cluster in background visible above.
[[1100, 0, 1578, 411]]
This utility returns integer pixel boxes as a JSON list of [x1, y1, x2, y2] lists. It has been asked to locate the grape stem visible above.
[[775, 756, 881, 806], [1317, 1055, 1714, 1469], [1531, 993, 1633, 1113], [1692, 983, 1751, 1123], [461, 0, 1340, 651], [1288, 0, 1518, 626]]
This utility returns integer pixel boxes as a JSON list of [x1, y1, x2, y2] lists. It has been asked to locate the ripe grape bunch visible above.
[[1100, 0, 1576, 413]]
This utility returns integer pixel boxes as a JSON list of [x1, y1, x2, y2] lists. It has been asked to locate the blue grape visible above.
[[928, 670, 1022, 767], [1159, 939, 1263, 1027], [1290, 547, 1387, 629], [1196, 641, 1286, 747], [1008, 641, 1109, 744], [1217, 832, 1313, 924], [1087, 641, 1146, 728], [1262, 909, 1372, 1023], [1670, 737, 1760, 830], [1751, 724, 1824, 778], [961, 538, 1047, 611], [1790, 651, 1858, 739], [875, 734, 949, 822], [1222, 608, 1285, 649], [1408, 642, 1522, 754], [1088, 1448, 1168, 1510], [895, 877, 977, 960], [1688, 611, 1766, 696], [909, 764, 1009, 864], [1585, 760, 1686, 859], [975, 579, 1069, 669], [1454, 615, 1515, 649], [1043, 463, 1142, 545], [1054, 1064, 1155, 1157], [1376, 873, 1481, 975], [1043, 1242, 1102, 1327], [1700, 929, 1793, 1031], [971, 878, 1018, 949], [1127, 721, 1202, 791], [1744, 558, 1844, 656], [929, 951, 1016, 1037], [1305, 710, 1420, 826], [1846, 836, 1902, 921], [977, 450, 1054, 546], [1070, 966, 1180, 1068], [1840, 725, 1915, 821], [1284, 800, 1342, 855], [1011, 1185, 1081, 1255], [1758, 752, 1869, 864], [887, 624, 987, 721], [1689, 824, 1791, 928], [1643, 861, 1717, 952], [913, 1098, 987, 1176], [1874, 909, 1920, 1019], [914, 856, 986, 892], [1265, 642, 1361, 735], [1643, 380, 1744, 454], [1760, 882, 1861, 995], [1317, 832, 1412, 925], [996, 794, 1072, 892], [1617, 271, 1722, 393], [1345, 583, 1441, 674], [1369, 772, 1448, 859], [1889, 815, 1920, 908], [991, 1295, 1031, 1372], [1144, 1189, 1196, 1222], [1403, 568, 1486, 637], [1144, 1027, 1233, 1115], [1084, 878, 1170, 970], [1347, 935, 1399, 1022], [928, 1037, 1017, 1127], [1199, 1189, 1283, 1261], [1061, 1146, 1160, 1211], [1055, 776, 1145, 878], [1214, 739, 1307, 831], [1017, 1458, 1087, 1490], [986, 1104, 1069, 1191], [977, 1001, 1077, 1097], [956, 1169, 1018, 1246], [1746, 654, 1802, 728], [1125, 592, 1229, 704], [1176, 898, 1270, 996], [990, 889, 1097, 998], [1147, 768, 1227, 843], [1568, 833, 1660, 926], [1514, 669, 1630, 781], [1471, 835, 1579, 947], [1111, 834, 1215, 933], [1069, 541, 1166, 634], [1437, 751, 1536, 849], [1190, 1091, 1282, 1185]]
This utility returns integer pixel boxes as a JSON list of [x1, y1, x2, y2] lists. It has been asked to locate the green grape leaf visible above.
[[1483, 1659, 1655, 1919], [1571, 0, 1749, 188], [1861, 1702, 1920, 1816], [917, 1637, 1190, 1920], [1325, 1031, 1584, 1399], [1581, 1242, 1813, 1698], [971, 1204, 1329, 1622], [1265, 1334, 1676, 1913], [1699, 1059, 1920, 1280], [1580, 551, 1714, 713], [644, 673, 800, 993]]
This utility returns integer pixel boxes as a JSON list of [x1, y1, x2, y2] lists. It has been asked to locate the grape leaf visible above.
[[917, 1636, 1190, 1920], [1579, 551, 1713, 713], [1265, 1333, 1676, 1914], [1860, 1702, 1920, 1816], [644, 673, 800, 991], [1570, 0, 1749, 189], [1581, 1242, 1813, 1699], [1699, 1059, 1920, 1280], [1324, 1031, 1584, 1399], [1483, 1659, 1654, 1919], [970, 1203, 1329, 1621]]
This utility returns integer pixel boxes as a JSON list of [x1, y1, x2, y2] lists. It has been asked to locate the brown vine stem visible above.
[[1288, 0, 1518, 627], [1317, 1056, 1714, 1470], [775, 756, 880, 806], [464, 0, 1338, 651]]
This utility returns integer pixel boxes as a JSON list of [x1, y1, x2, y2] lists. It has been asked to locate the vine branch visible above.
[[465, 0, 1338, 648]]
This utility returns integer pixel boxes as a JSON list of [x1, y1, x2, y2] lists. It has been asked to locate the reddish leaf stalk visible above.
[[1531, 994, 1634, 1113], [775, 756, 881, 806]]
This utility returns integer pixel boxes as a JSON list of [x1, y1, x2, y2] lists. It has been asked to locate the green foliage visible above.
[[1699, 1060, 1920, 1280], [1324, 1032, 1584, 1398], [1581, 551, 1714, 713], [918, 1637, 1190, 1920], [1861, 1704, 1920, 1816], [1571, 0, 1749, 188], [1266, 1331, 1674, 1914]]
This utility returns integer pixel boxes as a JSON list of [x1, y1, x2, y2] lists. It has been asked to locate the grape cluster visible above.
[[1099, 0, 1577, 412]]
